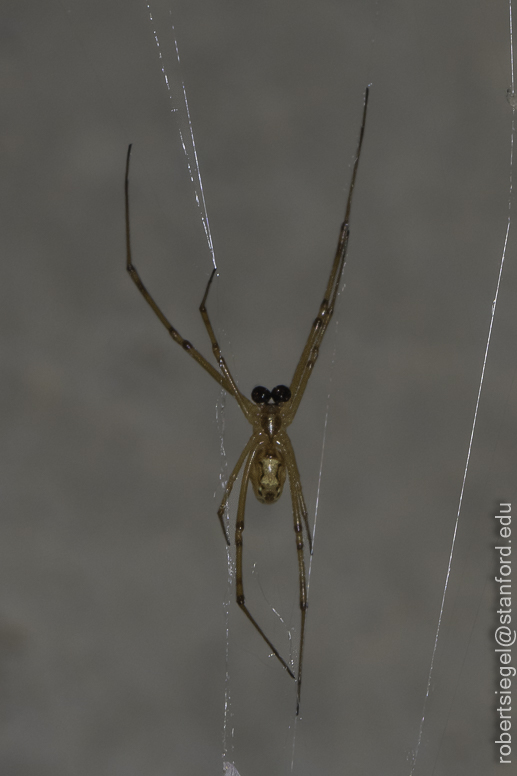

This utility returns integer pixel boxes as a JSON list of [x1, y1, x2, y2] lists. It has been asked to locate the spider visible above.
[[124, 87, 369, 715]]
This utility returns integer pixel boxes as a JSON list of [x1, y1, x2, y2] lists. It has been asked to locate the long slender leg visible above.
[[286, 88, 369, 423], [281, 433, 312, 554], [297, 490, 312, 556], [285, 447, 309, 715], [199, 269, 254, 420], [216, 434, 261, 544], [235, 448, 295, 679], [124, 145, 237, 397]]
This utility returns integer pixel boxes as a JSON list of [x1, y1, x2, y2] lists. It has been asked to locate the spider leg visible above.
[[285, 87, 369, 424], [125, 145, 239, 397], [298, 490, 312, 556], [199, 269, 254, 420], [283, 441, 309, 715], [281, 433, 313, 554], [235, 447, 295, 680], [217, 434, 261, 545]]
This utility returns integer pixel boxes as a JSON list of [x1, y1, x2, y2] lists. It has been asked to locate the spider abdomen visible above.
[[250, 448, 286, 504]]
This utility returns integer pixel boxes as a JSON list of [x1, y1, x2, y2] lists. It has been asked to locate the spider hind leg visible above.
[[285, 448, 309, 715], [235, 447, 296, 680]]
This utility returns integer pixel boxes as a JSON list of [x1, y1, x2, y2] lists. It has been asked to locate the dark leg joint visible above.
[[200, 268, 217, 307]]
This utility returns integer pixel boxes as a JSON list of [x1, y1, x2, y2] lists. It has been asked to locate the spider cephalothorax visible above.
[[124, 87, 369, 715]]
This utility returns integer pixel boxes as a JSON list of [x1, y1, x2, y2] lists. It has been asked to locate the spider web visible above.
[[141, 15, 343, 770], [141, 4, 515, 775], [142, 8, 237, 767], [407, 4, 515, 772], [145, 2, 216, 270]]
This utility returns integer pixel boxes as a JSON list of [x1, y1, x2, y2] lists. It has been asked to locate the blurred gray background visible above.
[[1, 1, 516, 775]]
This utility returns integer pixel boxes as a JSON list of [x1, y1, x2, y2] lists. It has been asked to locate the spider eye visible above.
[[252, 386, 271, 404], [271, 385, 291, 404]]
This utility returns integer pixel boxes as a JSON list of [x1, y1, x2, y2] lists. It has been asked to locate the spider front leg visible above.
[[199, 269, 254, 421], [125, 144, 245, 400], [235, 446, 295, 680], [285, 87, 369, 423]]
